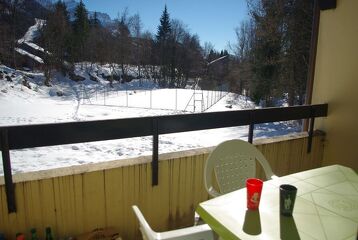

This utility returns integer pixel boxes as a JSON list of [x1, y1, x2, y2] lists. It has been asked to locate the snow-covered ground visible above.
[[0, 65, 300, 175]]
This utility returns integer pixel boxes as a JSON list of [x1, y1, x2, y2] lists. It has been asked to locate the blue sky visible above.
[[82, 0, 248, 51]]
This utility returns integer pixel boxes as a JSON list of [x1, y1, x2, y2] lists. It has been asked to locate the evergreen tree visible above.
[[0, 4, 12, 64], [71, 0, 89, 62], [89, 11, 100, 28], [249, 0, 284, 106], [236, 0, 313, 106], [42, 0, 71, 85], [55, 0, 69, 21], [281, 0, 313, 105], [156, 5, 171, 42], [155, 5, 172, 87], [86, 11, 108, 67]]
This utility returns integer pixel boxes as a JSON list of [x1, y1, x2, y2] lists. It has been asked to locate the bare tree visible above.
[[129, 13, 143, 80], [140, 31, 155, 81], [111, 9, 132, 85], [231, 20, 255, 94], [203, 42, 215, 59]]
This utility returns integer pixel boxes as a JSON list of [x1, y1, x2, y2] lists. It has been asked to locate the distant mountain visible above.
[[1, 0, 48, 39], [35, 0, 114, 26], [88, 11, 113, 26], [33, 0, 53, 9], [35, 0, 77, 11]]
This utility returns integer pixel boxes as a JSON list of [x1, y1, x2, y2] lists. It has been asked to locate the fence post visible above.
[[126, 85, 128, 107], [82, 83, 84, 102], [175, 89, 177, 111], [1, 129, 16, 213], [211, 91, 213, 106]]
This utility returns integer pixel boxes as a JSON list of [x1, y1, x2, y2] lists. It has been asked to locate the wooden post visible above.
[[1, 129, 16, 213]]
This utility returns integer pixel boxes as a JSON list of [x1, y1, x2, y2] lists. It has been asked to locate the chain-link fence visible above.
[[80, 83, 229, 113]]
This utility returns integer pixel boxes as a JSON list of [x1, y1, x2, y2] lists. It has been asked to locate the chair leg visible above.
[[194, 212, 221, 239], [194, 211, 205, 226]]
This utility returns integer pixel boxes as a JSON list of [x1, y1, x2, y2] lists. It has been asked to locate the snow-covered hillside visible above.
[[15, 18, 46, 65], [0, 64, 300, 175], [17, 18, 45, 44]]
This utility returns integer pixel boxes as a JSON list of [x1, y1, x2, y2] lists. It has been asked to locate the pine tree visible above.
[[89, 11, 100, 28], [42, 0, 71, 85], [237, 0, 313, 106], [156, 5, 171, 43], [0, 4, 12, 64], [55, 1, 69, 21], [249, 0, 284, 106], [72, 0, 89, 62], [86, 11, 108, 67], [155, 5, 172, 87], [281, 0, 313, 105]]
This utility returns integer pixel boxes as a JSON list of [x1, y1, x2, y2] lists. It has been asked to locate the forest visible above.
[[0, 0, 314, 106]]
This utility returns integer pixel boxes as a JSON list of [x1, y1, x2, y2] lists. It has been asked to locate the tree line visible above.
[[231, 0, 314, 106], [0, 0, 314, 106], [39, 1, 209, 88]]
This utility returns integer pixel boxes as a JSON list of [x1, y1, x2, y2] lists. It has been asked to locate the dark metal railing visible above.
[[0, 104, 328, 213]]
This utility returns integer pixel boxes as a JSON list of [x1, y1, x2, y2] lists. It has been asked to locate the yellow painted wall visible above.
[[0, 134, 324, 239], [312, 0, 358, 170]]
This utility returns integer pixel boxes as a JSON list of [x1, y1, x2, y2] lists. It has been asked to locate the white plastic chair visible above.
[[204, 139, 276, 197], [132, 205, 215, 240]]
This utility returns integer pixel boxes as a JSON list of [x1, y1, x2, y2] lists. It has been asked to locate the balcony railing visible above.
[[0, 104, 328, 213]]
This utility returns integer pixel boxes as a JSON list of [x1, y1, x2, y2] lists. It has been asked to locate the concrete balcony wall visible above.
[[312, 0, 358, 169], [0, 132, 324, 239]]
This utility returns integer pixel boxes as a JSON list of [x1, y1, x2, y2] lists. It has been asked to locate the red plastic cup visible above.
[[246, 178, 263, 210]]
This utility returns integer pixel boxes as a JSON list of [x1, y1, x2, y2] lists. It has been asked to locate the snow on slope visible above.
[[15, 48, 44, 63], [17, 18, 45, 44], [16, 18, 46, 64], [0, 65, 300, 175], [24, 42, 45, 52]]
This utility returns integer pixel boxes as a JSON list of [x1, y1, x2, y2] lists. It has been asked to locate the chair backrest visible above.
[[204, 139, 275, 197], [132, 205, 215, 240]]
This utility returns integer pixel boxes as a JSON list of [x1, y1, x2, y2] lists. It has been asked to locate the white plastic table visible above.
[[196, 165, 358, 240]]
